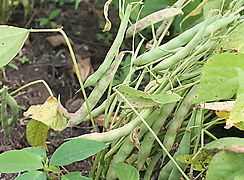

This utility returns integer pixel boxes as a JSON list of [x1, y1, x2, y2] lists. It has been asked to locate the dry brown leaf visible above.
[[93, 113, 120, 127], [198, 101, 235, 111], [46, 35, 74, 47], [130, 127, 140, 150], [72, 57, 94, 82]]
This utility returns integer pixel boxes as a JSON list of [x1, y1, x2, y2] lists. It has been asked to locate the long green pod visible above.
[[71, 108, 153, 142], [1, 88, 9, 137], [84, 5, 132, 87], [84, 93, 116, 121], [168, 110, 197, 180], [106, 108, 160, 180], [158, 110, 196, 180], [136, 103, 176, 170], [152, 17, 210, 72], [163, 85, 197, 151], [68, 52, 125, 126], [133, 16, 217, 66]]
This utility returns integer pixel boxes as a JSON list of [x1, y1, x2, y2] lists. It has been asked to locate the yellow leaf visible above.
[[26, 120, 49, 149], [215, 111, 230, 118], [24, 96, 68, 131]]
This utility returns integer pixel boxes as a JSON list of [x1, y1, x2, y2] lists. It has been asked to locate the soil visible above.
[[0, 0, 117, 179]]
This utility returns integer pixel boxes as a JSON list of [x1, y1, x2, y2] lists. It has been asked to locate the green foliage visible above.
[[0, 26, 29, 68], [39, 9, 61, 27], [62, 172, 92, 180], [0, 139, 106, 179], [50, 138, 107, 166], [114, 163, 139, 180]]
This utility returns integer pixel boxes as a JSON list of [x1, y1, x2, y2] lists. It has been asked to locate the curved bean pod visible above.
[[84, 5, 132, 87]]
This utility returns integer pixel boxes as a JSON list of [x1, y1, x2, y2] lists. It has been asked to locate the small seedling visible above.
[[39, 9, 61, 27]]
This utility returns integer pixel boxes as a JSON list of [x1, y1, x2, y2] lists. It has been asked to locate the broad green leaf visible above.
[[15, 171, 46, 180], [150, 93, 182, 105], [226, 69, 244, 130], [24, 96, 68, 131], [0, 26, 29, 68], [62, 172, 92, 180], [193, 53, 244, 103], [206, 151, 244, 180], [50, 138, 107, 166], [204, 137, 244, 152], [118, 85, 159, 108], [26, 120, 49, 149], [114, 163, 139, 180], [22, 146, 47, 162], [217, 23, 244, 53], [49, 9, 61, 20], [0, 150, 43, 173]]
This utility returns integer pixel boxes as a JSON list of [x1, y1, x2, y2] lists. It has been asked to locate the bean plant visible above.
[[0, 0, 244, 180]]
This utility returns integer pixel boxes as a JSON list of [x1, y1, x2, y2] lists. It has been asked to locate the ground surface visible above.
[[0, 1, 116, 179]]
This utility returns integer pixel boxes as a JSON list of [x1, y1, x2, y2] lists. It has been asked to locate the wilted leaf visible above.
[[46, 35, 73, 47], [126, 8, 183, 38], [24, 96, 68, 131], [215, 110, 230, 118], [115, 163, 139, 180], [103, 0, 112, 32], [193, 53, 244, 103], [130, 127, 140, 150], [198, 101, 235, 111], [0, 25, 29, 68], [226, 69, 244, 130], [26, 120, 49, 149], [72, 57, 94, 82], [206, 151, 244, 180], [50, 138, 107, 166], [217, 23, 244, 53]]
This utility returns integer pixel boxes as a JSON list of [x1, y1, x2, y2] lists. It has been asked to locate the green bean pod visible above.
[[136, 103, 176, 170], [5, 93, 19, 126], [1, 98, 9, 137], [84, 4, 132, 87], [158, 110, 196, 180], [133, 16, 217, 66], [68, 52, 125, 126], [163, 85, 197, 152], [106, 108, 160, 180]]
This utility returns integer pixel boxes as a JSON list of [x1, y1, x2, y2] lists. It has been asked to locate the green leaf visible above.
[[118, 85, 181, 108], [193, 53, 244, 103], [118, 85, 159, 108], [49, 9, 61, 20], [26, 120, 49, 149], [150, 93, 182, 105], [39, 18, 49, 26], [0, 26, 29, 68], [44, 166, 60, 173], [62, 172, 92, 180], [226, 69, 244, 130], [75, 0, 81, 9], [0, 150, 43, 173], [217, 23, 244, 53], [114, 163, 139, 180], [50, 21, 58, 28], [22, 146, 47, 162], [49, 138, 107, 166], [15, 171, 46, 180], [24, 96, 68, 131], [204, 137, 244, 152], [206, 151, 244, 180]]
